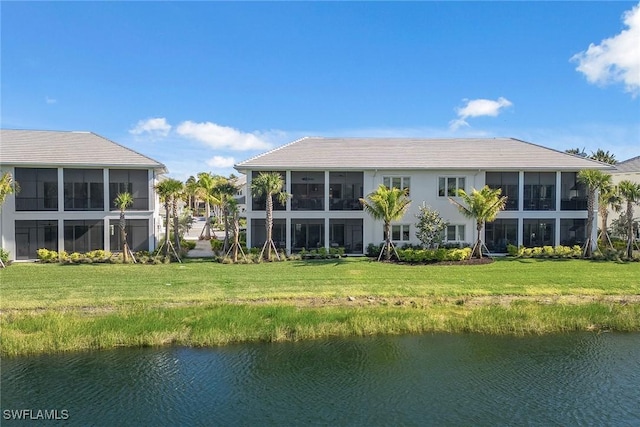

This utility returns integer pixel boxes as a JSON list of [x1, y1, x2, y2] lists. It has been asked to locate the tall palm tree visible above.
[[196, 172, 219, 240], [590, 149, 617, 165], [213, 177, 239, 253], [359, 184, 411, 261], [598, 183, 622, 247], [449, 186, 507, 259], [618, 180, 640, 258], [184, 175, 198, 212], [251, 172, 289, 260], [155, 178, 183, 257], [169, 179, 184, 253], [114, 192, 134, 263], [578, 170, 612, 257]]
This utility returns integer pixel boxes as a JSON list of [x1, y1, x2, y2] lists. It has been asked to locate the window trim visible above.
[[389, 224, 411, 242], [383, 176, 411, 196], [438, 176, 466, 197], [443, 224, 466, 242]]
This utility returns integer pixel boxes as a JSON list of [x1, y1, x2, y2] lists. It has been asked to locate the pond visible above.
[[2, 333, 639, 426]]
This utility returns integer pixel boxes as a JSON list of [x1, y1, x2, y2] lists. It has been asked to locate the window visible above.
[[443, 225, 465, 242], [64, 220, 104, 253], [486, 172, 519, 210], [15, 220, 58, 259], [523, 219, 555, 247], [438, 177, 466, 197], [109, 219, 150, 252], [291, 171, 324, 211], [15, 168, 58, 211], [64, 169, 104, 211], [383, 176, 411, 195], [485, 219, 517, 252], [329, 172, 363, 211], [560, 172, 587, 211], [109, 169, 149, 211], [524, 172, 555, 211], [389, 224, 411, 242], [251, 171, 286, 211]]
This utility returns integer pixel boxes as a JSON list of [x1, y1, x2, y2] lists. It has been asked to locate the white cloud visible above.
[[571, 3, 640, 96], [129, 117, 172, 137], [449, 97, 513, 130], [206, 155, 236, 169], [45, 96, 57, 104], [176, 121, 272, 151]]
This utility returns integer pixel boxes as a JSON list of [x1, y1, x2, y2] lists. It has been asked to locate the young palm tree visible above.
[[0, 172, 18, 206], [155, 178, 183, 257], [169, 179, 184, 253], [449, 186, 507, 259], [578, 170, 612, 257], [196, 172, 219, 240], [251, 172, 289, 260], [184, 175, 198, 212], [598, 183, 622, 247], [359, 184, 411, 261], [114, 192, 134, 263], [618, 180, 640, 259]]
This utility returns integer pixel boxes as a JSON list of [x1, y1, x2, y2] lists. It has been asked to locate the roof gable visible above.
[[0, 129, 166, 172], [615, 156, 640, 173], [236, 137, 614, 171]]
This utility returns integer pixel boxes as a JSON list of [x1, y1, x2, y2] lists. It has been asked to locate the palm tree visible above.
[[184, 175, 198, 212], [590, 149, 617, 165], [449, 186, 507, 259], [618, 180, 640, 258], [598, 183, 622, 248], [114, 192, 134, 263], [251, 172, 289, 260], [359, 184, 411, 261], [196, 172, 219, 240], [155, 178, 183, 257], [213, 177, 239, 253], [578, 170, 612, 257], [169, 179, 184, 253], [565, 148, 586, 156], [0, 172, 18, 206]]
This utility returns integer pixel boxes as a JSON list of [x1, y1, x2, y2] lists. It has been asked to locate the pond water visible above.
[[2, 333, 639, 426]]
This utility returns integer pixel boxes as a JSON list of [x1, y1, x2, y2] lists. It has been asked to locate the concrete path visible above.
[[185, 239, 215, 258]]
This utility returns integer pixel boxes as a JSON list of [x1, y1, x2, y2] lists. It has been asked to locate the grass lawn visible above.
[[1, 258, 639, 356]]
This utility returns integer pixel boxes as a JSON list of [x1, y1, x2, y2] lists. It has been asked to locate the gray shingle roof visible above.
[[615, 156, 640, 173], [0, 129, 166, 172], [235, 137, 614, 171]]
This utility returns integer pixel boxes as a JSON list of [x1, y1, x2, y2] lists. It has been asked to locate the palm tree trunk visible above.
[[475, 221, 483, 259], [232, 216, 239, 263], [584, 190, 595, 258], [204, 202, 211, 239], [120, 209, 129, 263], [599, 205, 609, 247], [384, 221, 392, 261], [223, 204, 230, 253], [164, 201, 171, 257], [627, 201, 634, 259], [265, 193, 273, 260], [172, 198, 181, 253]]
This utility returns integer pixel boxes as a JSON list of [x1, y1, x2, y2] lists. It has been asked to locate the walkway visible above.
[[185, 239, 215, 258]]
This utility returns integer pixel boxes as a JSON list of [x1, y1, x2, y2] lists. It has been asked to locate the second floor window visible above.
[[64, 169, 104, 211], [383, 176, 411, 196], [439, 177, 466, 197]]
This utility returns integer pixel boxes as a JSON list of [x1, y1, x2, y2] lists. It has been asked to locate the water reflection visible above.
[[2, 333, 639, 426]]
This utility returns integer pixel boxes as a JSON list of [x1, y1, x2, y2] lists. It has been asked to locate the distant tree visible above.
[[618, 180, 640, 258], [196, 172, 219, 240], [213, 177, 239, 253], [114, 192, 134, 263], [449, 186, 507, 259], [565, 148, 586, 157], [184, 175, 199, 212], [155, 178, 184, 257], [590, 149, 617, 165], [360, 185, 411, 261], [251, 172, 289, 260], [415, 203, 448, 248], [578, 170, 612, 257]]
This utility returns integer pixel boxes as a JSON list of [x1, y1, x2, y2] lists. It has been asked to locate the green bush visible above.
[[395, 247, 471, 263], [0, 248, 10, 265]]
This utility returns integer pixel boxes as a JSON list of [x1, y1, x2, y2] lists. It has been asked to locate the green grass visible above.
[[1, 258, 639, 357]]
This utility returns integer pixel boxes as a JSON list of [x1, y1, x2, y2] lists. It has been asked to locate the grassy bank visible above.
[[1, 258, 639, 356]]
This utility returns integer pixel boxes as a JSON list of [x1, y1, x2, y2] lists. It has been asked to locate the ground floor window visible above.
[[250, 219, 286, 250], [329, 219, 363, 254], [387, 224, 410, 242], [109, 219, 150, 253], [443, 224, 465, 243], [559, 219, 586, 246], [485, 219, 517, 253], [523, 219, 555, 247], [64, 220, 104, 253], [292, 219, 324, 251], [15, 220, 58, 260]]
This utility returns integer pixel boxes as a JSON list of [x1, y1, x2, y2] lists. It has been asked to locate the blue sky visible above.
[[2, 1, 639, 179]]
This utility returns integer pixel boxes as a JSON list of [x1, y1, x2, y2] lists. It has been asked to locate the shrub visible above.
[[37, 248, 59, 263], [0, 248, 10, 265]]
